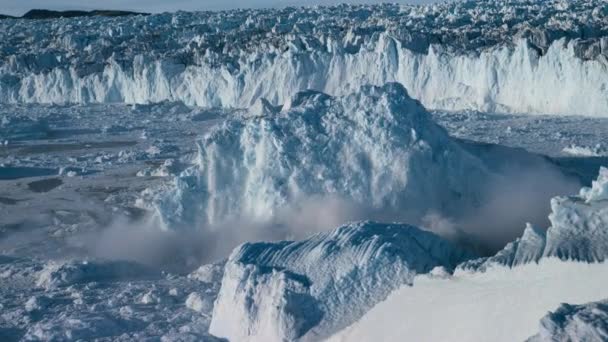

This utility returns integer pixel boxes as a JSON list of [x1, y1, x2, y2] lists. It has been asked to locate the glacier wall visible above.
[[2, 37, 608, 116]]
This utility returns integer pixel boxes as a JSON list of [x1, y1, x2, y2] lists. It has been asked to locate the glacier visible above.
[[1, 1, 608, 340], [1, 0, 608, 116], [209, 221, 472, 341]]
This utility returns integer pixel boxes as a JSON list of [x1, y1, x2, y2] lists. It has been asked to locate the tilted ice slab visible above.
[[527, 299, 608, 342], [461, 166, 608, 271], [146, 83, 491, 229], [331, 259, 608, 342], [209, 221, 472, 341], [1, 0, 608, 116]]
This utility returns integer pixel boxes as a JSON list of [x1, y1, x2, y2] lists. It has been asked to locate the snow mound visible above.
[[149, 83, 489, 229], [528, 299, 608, 342], [209, 221, 472, 341], [461, 166, 608, 271]]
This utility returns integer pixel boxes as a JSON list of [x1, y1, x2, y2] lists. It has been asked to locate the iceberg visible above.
[[209, 221, 472, 341], [146, 83, 491, 230], [528, 299, 608, 342]]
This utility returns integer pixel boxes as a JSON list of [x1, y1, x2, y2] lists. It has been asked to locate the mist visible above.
[[69, 155, 580, 273]]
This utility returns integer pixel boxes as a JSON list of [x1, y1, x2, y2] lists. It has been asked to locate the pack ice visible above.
[[1, 0, 608, 116]]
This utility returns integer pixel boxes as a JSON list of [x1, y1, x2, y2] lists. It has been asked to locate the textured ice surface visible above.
[[209, 221, 471, 341], [527, 299, 608, 342], [332, 259, 608, 342], [1, 0, 608, 116], [0, 257, 224, 341]]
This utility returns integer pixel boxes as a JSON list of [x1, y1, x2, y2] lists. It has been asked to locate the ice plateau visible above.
[[1, 0, 608, 116], [209, 221, 472, 341]]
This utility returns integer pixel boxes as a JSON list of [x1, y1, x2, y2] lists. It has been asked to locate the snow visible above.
[[209, 221, 472, 341], [1, 1, 608, 116], [331, 259, 608, 342]]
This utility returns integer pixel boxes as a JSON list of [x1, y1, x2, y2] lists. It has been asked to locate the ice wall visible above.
[[2, 37, 607, 116]]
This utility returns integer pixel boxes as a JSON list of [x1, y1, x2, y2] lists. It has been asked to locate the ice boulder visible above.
[[527, 299, 608, 342], [209, 221, 472, 341], [149, 83, 490, 230]]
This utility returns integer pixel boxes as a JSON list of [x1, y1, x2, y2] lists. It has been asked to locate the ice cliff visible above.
[[209, 221, 471, 341], [145, 83, 491, 230], [1, 0, 608, 116]]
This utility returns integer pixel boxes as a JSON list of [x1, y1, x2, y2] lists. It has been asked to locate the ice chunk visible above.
[[209, 221, 472, 341], [150, 83, 490, 230]]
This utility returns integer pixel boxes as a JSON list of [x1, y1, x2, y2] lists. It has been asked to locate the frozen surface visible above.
[[210, 221, 471, 341], [1, 0, 608, 116], [331, 259, 608, 342], [0, 256, 224, 341]]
